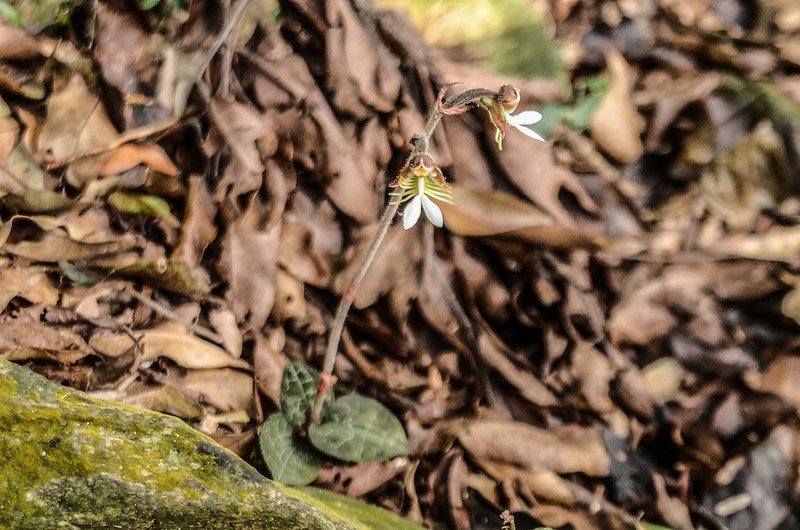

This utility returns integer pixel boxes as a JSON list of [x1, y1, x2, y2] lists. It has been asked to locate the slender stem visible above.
[[310, 200, 400, 424]]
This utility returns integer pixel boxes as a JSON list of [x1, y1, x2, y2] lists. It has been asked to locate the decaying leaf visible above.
[[90, 325, 250, 370], [459, 420, 610, 476]]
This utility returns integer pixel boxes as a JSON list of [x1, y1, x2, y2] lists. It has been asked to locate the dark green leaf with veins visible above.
[[280, 361, 332, 426], [308, 395, 410, 463], [258, 413, 321, 486]]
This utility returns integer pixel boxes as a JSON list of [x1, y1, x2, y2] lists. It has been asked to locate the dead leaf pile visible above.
[[4, 0, 800, 528]]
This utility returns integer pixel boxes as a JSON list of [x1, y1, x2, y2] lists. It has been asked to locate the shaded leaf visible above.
[[280, 361, 332, 427], [259, 412, 322, 486], [308, 394, 410, 463], [440, 184, 597, 248]]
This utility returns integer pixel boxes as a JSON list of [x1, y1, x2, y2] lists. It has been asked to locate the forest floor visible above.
[[3, 0, 800, 529]]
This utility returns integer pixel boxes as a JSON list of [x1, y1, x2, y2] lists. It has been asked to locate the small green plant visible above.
[[258, 361, 411, 485]]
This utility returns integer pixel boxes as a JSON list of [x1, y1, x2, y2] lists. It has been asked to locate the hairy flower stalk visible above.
[[310, 85, 540, 425]]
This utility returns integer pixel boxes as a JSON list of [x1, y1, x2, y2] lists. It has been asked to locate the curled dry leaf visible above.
[[90, 325, 251, 371], [458, 419, 610, 477], [173, 175, 217, 268], [99, 143, 179, 177]]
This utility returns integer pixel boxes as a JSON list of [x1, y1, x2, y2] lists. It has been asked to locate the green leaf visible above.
[[280, 361, 332, 426], [109, 191, 179, 227], [0, 1, 24, 27], [138, 0, 162, 10], [308, 394, 410, 463], [258, 413, 322, 486]]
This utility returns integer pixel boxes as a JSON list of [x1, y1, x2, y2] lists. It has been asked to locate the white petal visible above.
[[509, 110, 543, 125], [403, 195, 422, 229], [510, 121, 546, 142], [421, 195, 443, 227]]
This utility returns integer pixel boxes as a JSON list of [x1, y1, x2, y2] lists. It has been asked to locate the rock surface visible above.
[[0, 358, 422, 530]]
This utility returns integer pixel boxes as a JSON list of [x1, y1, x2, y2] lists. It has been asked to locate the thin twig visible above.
[[192, 0, 253, 87], [126, 288, 224, 345]]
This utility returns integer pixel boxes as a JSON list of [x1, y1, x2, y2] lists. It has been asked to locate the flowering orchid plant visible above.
[[311, 85, 545, 424]]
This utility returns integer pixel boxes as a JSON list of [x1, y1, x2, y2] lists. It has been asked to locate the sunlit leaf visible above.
[[258, 413, 322, 486], [109, 191, 180, 227], [308, 394, 410, 463]]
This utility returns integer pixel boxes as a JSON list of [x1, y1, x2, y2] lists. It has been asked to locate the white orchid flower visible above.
[[505, 110, 545, 142], [402, 177, 445, 229], [390, 154, 452, 230]]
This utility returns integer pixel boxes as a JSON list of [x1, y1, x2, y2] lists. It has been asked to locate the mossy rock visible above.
[[0, 358, 423, 530]]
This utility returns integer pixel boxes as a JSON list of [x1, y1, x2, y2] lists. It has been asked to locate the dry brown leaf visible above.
[[490, 133, 601, 230], [252, 333, 286, 405], [174, 175, 217, 268], [479, 460, 575, 505], [590, 50, 645, 164], [122, 382, 204, 420], [35, 75, 119, 186], [529, 505, 596, 530], [477, 331, 558, 407], [90, 326, 251, 371], [608, 266, 710, 346], [174, 368, 253, 413], [326, 0, 401, 113], [0, 23, 42, 61], [5, 231, 136, 262], [209, 307, 243, 358], [758, 355, 800, 410], [277, 221, 331, 287], [0, 267, 58, 312], [272, 269, 306, 323], [335, 222, 422, 323], [316, 458, 408, 497], [0, 318, 91, 355], [219, 207, 280, 330], [571, 345, 616, 413], [459, 419, 610, 476], [93, 2, 154, 101], [440, 184, 596, 248], [209, 95, 269, 196]]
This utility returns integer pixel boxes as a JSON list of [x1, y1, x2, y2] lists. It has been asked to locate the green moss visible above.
[[277, 485, 425, 530], [0, 360, 425, 529], [0, 359, 348, 529]]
